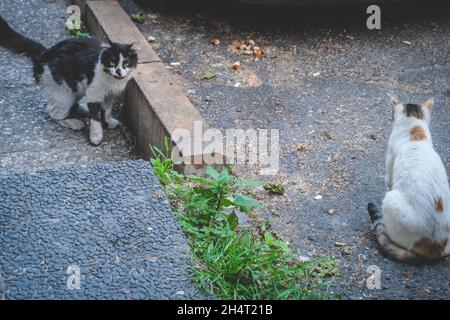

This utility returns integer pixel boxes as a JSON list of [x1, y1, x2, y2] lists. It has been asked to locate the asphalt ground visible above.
[[123, 0, 450, 299]]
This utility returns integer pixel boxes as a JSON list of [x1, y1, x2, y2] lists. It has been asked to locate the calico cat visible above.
[[368, 95, 450, 264], [0, 16, 137, 145]]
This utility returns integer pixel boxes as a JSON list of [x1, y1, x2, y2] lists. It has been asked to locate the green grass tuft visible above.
[[264, 183, 285, 195], [149, 138, 339, 299], [130, 12, 145, 24]]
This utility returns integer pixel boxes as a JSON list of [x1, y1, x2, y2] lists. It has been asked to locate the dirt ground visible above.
[[121, 0, 450, 299]]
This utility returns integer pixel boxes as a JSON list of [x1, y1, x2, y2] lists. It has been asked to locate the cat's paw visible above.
[[89, 120, 103, 146], [89, 132, 103, 146], [106, 118, 120, 129], [57, 118, 85, 131]]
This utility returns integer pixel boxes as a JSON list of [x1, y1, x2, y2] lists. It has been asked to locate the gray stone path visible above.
[[0, 0, 130, 175], [0, 0, 197, 299]]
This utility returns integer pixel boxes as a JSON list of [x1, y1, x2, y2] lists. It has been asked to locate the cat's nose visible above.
[[116, 69, 122, 77]]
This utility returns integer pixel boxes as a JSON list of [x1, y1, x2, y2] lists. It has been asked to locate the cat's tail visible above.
[[0, 16, 46, 64], [367, 202, 434, 265]]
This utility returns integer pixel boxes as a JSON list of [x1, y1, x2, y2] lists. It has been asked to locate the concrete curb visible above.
[[73, 0, 221, 174]]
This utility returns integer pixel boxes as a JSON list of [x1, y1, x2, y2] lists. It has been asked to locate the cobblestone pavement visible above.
[[0, 160, 197, 299]]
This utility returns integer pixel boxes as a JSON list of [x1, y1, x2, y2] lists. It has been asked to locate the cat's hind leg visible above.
[[368, 194, 434, 265], [46, 94, 85, 131], [382, 190, 426, 248], [368, 202, 418, 263]]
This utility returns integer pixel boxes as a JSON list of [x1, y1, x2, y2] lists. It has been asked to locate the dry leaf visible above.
[[253, 48, 263, 57], [210, 38, 220, 46], [370, 133, 381, 141]]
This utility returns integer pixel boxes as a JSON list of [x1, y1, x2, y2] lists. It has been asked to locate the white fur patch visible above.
[[85, 60, 132, 103], [40, 66, 75, 120], [89, 119, 103, 145]]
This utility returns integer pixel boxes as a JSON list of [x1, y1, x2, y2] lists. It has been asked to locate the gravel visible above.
[[0, 160, 198, 299]]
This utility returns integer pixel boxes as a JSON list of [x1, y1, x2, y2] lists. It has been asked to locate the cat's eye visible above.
[[123, 61, 129, 67]]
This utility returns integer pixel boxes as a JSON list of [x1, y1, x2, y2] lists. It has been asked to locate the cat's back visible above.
[[393, 135, 450, 215], [38, 37, 105, 92], [41, 37, 104, 63]]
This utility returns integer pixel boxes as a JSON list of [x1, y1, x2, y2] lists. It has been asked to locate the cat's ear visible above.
[[127, 41, 139, 50], [421, 97, 434, 111], [387, 93, 402, 106]]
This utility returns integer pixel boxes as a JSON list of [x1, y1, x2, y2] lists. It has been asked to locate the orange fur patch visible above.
[[435, 196, 444, 213], [412, 237, 448, 261], [410, 125, 427, 141]]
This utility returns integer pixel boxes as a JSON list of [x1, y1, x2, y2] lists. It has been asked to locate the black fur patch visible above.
[[40, 37, 103, 91], [0, 16, 46, 80], [88, 102, 102, 122], [405, 104, 424, 119], [368, 202, 382, 222]]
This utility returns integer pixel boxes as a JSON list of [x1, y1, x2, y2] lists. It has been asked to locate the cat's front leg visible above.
[[88, 102, 103, 146], [103, 96, 120, 129]]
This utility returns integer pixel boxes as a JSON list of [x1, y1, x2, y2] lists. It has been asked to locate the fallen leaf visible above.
[[200, 70, 217, 80], [296, 143, 313, 153], [370, 133, 381, 141], [236, 42, 245, 50], [210, 38, 220, 46], [232, 61, 241, 70], [253, 48, 263, 57]]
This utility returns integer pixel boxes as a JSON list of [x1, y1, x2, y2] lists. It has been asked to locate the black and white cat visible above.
[[0, 16, 137, 145]]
